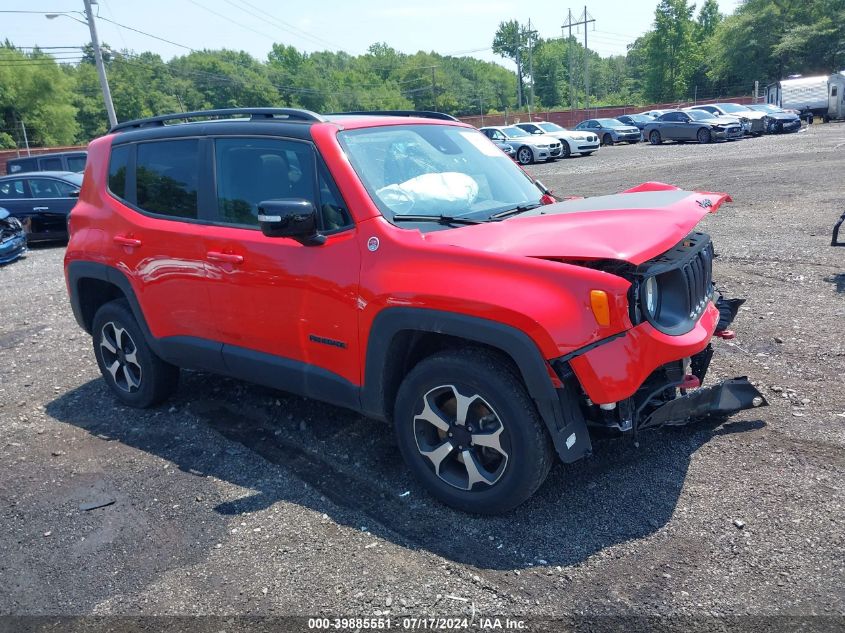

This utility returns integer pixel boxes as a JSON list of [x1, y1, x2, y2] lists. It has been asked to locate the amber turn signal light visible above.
[[590, 290, 611, 327]]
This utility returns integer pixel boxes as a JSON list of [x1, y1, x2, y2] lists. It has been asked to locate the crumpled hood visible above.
[[767, 112, 800, 121], [424, 183, 730, 266], [709, 116, 742, 126]]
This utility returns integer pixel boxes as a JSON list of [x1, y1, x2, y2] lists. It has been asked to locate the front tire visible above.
[[92, 299, 179, 408], [516, 146, 534, 165], [602, 133, 614, 146], [560, 142, 571, 158], [697, 127, 712, 144], [649, 130, 662, 145], [393, 349, 554, 514]]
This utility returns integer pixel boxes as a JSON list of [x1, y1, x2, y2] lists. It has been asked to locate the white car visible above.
[[515, 121, 600, 158], [479, 126, 563, 165]]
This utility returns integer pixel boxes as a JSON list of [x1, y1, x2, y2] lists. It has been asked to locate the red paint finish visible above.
[[67, 115, 731, 408], [570, 302, 720, 404]]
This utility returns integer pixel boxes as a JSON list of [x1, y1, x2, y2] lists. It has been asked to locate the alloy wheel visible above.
[[413, 384, 509, 491], [99, 321, 142, 392], [517, 147, 533, 165]]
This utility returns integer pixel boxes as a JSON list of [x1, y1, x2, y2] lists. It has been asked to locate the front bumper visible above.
[[568, 301, 720, 405], [577, 143, 600, 151], [616, 132, 641, 142], [638, 376, 767, 430], [0, 233, 27, 264]]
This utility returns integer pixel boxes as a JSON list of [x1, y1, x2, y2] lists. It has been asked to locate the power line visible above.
[[223, 0, 346, 52], [95, 15, 194, 51]]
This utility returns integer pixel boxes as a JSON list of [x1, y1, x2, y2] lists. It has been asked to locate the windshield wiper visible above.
[[490, 203, 542, 220], [392, 214, 485, 226]]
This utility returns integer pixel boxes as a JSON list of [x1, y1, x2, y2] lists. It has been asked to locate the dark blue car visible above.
[[0, 171, 82, 241], [747, 104, 802, 133], [0, 207, 27, 264]]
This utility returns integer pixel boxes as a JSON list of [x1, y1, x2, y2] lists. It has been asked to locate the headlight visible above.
[[643, 276, 659, 316]]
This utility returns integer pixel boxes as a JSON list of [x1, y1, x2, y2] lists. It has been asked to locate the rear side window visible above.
[[108, 145, 130, 200], [39, 157, 63, 171], [67, 155, 87, 172], [136, 140, 199, 219], [29, 178, 76, 198]]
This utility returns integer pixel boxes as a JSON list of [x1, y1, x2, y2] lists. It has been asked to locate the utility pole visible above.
[[568, 9, 574, 112], [19, 119, 30, 156], [83, 0, 117, 128], [563, 8, 595, 115], [526, 19, 538, 120], [479, 94, 484, 126], [431, 66, 437, 110], [515, 46, 523, 108]]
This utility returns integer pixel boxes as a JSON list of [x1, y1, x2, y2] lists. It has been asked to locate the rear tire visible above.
[[649, 130, 662, 145], [393, 349, 554, 514], [92, 299, 179, 408]]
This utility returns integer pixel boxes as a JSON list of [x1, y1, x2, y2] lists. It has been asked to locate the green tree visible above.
[[644, 0, 696, 101], [0, 46, 79, 147]]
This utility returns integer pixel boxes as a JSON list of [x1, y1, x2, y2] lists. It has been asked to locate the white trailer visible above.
[[766, 73, 845, 122], [827, 73, 845, 121]]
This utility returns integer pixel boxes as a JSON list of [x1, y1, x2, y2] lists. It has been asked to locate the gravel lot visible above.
[[1, 124, 843, 625]]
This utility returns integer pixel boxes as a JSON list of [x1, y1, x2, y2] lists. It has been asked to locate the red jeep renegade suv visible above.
[[64, 108, 766, 514]]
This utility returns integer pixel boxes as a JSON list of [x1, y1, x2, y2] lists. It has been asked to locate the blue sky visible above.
[[3, 0, 743, 68]]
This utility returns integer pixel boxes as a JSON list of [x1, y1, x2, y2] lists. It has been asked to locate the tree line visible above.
[[1, 0, 842, 149]]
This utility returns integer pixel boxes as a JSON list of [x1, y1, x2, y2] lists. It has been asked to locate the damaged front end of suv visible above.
[[534, 186, 768, 461]]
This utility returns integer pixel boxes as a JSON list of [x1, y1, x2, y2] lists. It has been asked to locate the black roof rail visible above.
[[109, 108, 326, 133], [327, 110, 459, 122]]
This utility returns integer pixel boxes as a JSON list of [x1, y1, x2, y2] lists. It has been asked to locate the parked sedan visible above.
[[479, 126, 563, 164], [573, 118, 641, 145], [0, 171, 82, 241], [617, 114, 655, 132], [747, 104, 802, 133], [514, 121, 599, 157], [643, 110, 744, 144], [686, 103, 766, 135], [0, 206, 27, 264]]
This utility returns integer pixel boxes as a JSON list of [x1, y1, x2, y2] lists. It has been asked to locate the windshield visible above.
[[718, 103, 751, 114], [502, 126, 530, 138], [596, 118, 623, 126], [627, 115, 650, 123], [686, 110, 714, 121], [538, 122, 564, 132], [338, 125, 542, 225]]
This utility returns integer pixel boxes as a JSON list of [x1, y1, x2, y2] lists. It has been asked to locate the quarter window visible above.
[[108, 145, 130, 200], [0, 179, 27, 199], [136, 139, 199, 219]]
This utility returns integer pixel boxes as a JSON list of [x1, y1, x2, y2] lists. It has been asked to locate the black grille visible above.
[[682, 241, 713, 321], [635, 232, 715, 336]]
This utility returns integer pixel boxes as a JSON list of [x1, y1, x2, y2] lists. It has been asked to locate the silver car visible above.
[[479, 126, 563, 165], [685, 103, 767, 136]]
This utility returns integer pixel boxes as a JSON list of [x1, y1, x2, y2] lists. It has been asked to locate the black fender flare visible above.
[[362, 307, 592, 463], [66, 261, 164, 358]]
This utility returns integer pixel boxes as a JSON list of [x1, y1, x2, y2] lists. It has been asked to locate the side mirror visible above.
[[258, 198, 325, 245], [69, 190, 80, 198]]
